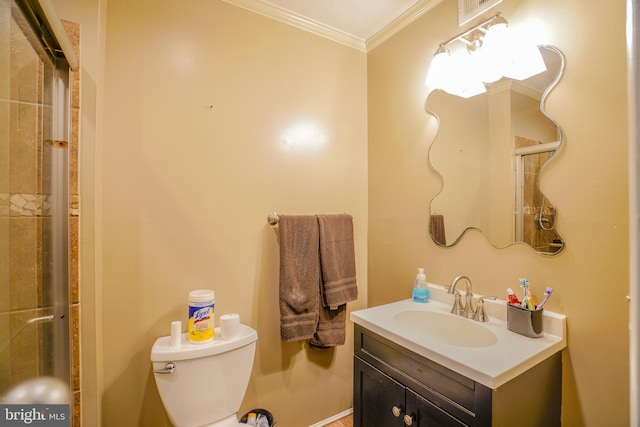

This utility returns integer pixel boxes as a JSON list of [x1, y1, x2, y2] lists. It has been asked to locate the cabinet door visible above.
[[354, 357, 406, 427], [406, 389, 468, 427]]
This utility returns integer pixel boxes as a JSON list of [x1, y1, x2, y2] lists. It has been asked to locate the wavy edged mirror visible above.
[[426, 45, 565, 255]]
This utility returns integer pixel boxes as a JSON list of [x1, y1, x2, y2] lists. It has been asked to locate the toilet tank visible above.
[[151, 324, 258, 427]]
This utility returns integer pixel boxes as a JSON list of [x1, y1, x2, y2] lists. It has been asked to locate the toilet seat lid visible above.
[[151, 324, 257, 362]]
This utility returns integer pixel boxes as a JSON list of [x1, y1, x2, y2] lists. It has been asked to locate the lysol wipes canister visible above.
[[188, 289, 215, 344]]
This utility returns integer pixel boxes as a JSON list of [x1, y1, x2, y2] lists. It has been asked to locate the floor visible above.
[[324, 414, 353, 427]]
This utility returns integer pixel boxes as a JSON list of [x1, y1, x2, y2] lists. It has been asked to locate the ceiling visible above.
[[222, 0, 443, 51]]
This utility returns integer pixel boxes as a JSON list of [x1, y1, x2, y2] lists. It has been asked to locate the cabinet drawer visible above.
[[354, 324, 490, 424], [409, 388, 468, 427]]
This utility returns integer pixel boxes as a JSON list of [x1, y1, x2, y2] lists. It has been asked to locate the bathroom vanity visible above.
[[351, 288, 566, 427]]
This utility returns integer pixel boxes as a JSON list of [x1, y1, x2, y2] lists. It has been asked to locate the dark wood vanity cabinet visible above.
[[353, 324, 561, 427]]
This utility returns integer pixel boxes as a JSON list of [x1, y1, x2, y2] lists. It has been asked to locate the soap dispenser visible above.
[[412, 268, 430, 303]]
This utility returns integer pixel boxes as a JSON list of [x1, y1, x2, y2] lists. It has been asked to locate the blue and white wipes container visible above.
[[188, 289, 215, 344]]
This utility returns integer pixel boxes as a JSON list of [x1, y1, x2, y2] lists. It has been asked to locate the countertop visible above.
[[350, 285, 566, 389]]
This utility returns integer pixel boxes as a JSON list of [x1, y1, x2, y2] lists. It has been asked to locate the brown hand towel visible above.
[[430, 214, 446, 245], [316, 214, 358, 308], [278, 215, 320, 342]]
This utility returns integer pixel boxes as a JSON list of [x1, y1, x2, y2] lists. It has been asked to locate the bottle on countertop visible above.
[[412, 268, 430, 303]]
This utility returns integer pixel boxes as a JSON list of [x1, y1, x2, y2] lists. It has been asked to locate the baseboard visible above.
[[308, 408, 353, 427]]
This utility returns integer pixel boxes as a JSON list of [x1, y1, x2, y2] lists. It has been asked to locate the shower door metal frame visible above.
[[7, 0, 74, 390], [50, 58, 71, 386]]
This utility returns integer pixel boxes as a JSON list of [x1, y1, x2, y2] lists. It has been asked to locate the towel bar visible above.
[[267, 212, 279, 225]]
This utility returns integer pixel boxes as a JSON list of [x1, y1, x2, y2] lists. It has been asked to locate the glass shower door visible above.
[[513, 138, 563, 255], [0, 0, 70, 403]]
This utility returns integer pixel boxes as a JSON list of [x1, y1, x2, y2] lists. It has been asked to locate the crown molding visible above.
[[221, 0, 367, 52], [366, 0, 444, 51], [222, 0, 445, 53]]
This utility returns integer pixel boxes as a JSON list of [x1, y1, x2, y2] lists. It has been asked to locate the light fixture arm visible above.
[[439, 12, 505, 49]]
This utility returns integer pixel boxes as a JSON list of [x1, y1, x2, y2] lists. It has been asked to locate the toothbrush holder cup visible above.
[[507, 304, 544, 338]]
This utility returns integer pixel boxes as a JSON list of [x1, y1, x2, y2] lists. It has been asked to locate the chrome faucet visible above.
[[447, 275, 474, 318]]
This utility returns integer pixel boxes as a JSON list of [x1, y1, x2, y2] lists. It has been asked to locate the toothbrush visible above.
[[536, 287, 553, 310], [527, 286, 536, 308], [519, 278, 530, 309]]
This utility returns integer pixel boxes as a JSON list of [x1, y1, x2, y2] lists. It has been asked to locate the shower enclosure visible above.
[[1, 0, 75, 404], [513, 137, 563, 254]]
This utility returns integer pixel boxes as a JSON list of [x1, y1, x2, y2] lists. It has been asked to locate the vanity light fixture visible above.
[[426, 13, 546, 98]]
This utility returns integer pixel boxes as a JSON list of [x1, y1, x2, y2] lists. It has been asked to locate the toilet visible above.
[[151, 324, 258, 427]]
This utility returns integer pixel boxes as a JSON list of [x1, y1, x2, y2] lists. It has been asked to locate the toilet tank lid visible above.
[[150, 324, 258, 362]]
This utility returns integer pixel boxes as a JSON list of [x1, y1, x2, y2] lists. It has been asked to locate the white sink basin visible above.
[[393, 310, 498, 347]]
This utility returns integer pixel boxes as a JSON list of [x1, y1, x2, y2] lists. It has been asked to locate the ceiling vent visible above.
[[458, 0, 503, 26]]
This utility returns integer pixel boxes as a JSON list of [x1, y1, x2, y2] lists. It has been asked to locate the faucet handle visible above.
[[450, 291, 464, 316], [473, 296, 497, 322], [462, 292, 475, 318]]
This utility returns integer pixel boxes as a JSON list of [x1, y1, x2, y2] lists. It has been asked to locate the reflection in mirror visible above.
[[426, 45, 565, 255]]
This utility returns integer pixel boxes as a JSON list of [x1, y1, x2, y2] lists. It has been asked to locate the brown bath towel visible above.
[[278, 215, 320, 342], [316, 214, 358, 308], [430, 214, 446, 245]]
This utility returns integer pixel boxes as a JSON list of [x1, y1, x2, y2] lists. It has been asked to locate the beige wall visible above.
[[369, 0, 629, 426], [100, 0, 367, 426]]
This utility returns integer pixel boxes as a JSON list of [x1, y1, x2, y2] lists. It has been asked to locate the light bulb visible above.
[[483, 27, 512, 79], [426, 46, 451, 90], [442, 51, 486, 98]]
